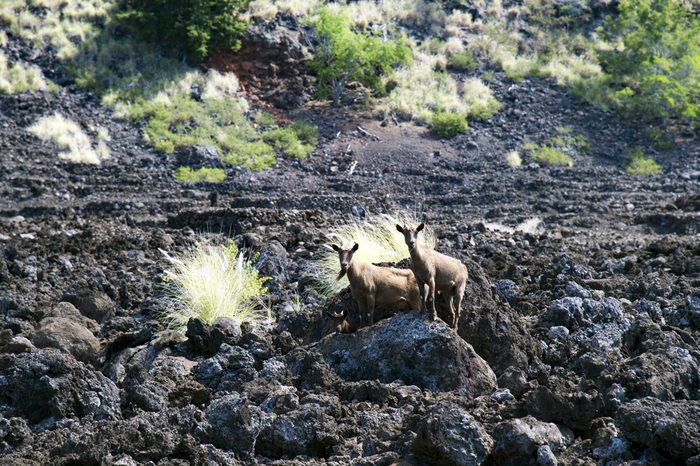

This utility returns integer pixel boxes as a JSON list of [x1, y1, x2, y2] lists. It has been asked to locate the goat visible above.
[[325, 309, 356, 333], [332, 242, 421, 326], [396, 223, 468, 328]]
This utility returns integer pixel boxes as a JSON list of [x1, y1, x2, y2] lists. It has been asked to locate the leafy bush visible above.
[[118, 0, 250, 62], [309, 8, 412, 105], [430, 112, 468, 138], [161, 241, 270, 332], [447, 50, 477, 72], [598, 0, 700, 124], [306, 212, 437, 297], [173, 166, 227, 183], [263, 121, 318, 159], [525, 144, 573, 167], [222, 140, 276, 171], [626, 147, 661, 175]]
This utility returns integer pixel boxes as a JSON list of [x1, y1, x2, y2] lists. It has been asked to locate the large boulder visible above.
[[616, 398, 700, 462], [413, 400, 493, 466], [197, 393, 267, 458], [491, 416, 574, 463], [32, 317, 100, 366], [456, 259, 540, 375], [0, 349, 121, 425], [256, 405, 339, 458], [316, 311, 497, 395]]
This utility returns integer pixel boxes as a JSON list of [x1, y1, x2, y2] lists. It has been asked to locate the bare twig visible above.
[[356, 125, 380, 141]]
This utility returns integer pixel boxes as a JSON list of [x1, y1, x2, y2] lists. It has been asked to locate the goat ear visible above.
[[396, 224, 404, 233], [417, 223, 425, 232], [352, 242, 359, 252], [331, 244, 340, 252]]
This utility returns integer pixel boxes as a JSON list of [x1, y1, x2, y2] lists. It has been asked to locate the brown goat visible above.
[[332, 242, 421, 326], [325, 309, 356, 333], [396, 223, 468, 328]]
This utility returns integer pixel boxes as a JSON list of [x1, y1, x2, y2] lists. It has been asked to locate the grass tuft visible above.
[[430, 111, 468, 138], [306, 211, 437, 297], [173, 166, 227, 183], [527, 145, 573, 167], [626, 147, 661, 176], [28, 112, 109, 164], [160, 241, 270, 333], [506, 151, 522, 168], [0, 51, 55, 94]]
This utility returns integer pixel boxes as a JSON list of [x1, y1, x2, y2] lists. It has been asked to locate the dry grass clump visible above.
[[0, 52, 55, 94], [307, 211, 437, 297], [160, 241, 270, 333], [27, 113, 110, 164], [506, 151, 522, 167]]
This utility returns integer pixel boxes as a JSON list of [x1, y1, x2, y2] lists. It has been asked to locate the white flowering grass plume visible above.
[[308, 211, 437, 297], [160, 241, 270, 333], [27, 112, 109, 164]]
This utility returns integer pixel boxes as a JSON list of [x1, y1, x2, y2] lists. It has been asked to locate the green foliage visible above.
[[222, 140, 277, 171], [161, 241, 270, 332], [253, 110, 276, 127], [309, 8, 412, 105], [598, 0, 700, 124], [527, 145, 573, 166], [118, 0, 250, 62], [430, 112, 468, 138], [263, 121, 318, 159], [626, 147, 661, 175], [447, 50, 478, 72], [173, 166, 227, 183], [644, 127, 675, 151]]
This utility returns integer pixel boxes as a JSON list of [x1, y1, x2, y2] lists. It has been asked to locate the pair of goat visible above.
[[328, 223, 468, 332]]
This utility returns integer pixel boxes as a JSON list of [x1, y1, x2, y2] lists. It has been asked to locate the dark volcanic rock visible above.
[[32, 317, 100, 365], [491, 415, 574, 463], [193, 344, 257, 394], [197, 393, 267, 458], [256, 404, 339, 458], [316, 311, 497, 395], [616, 397, 700, 462], [413, 400, 493, 466], [0, 349, 121, 425], [64, 289, 116, 323]]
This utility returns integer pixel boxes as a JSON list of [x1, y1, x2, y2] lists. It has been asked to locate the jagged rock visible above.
[[496, 279, 520, 303], [197, 394, 267, 457], [456, 259, 540, 374], [257, 239, 289, 290], [176, 145, 221, 168], [616, 398, 700, 462], [565, 281, 591, 299], [0, 349, 121, 425], [498, 366, 532, 398], [523, 383, 604, 430], [193, 344, 257, 393], [316, 311, 497, 395], [186, 318, 224, 355], [33, 317, 100, 365], [256, 404, 339, 458], [413, 400, 493, 466], [543, 297, 585, 330], [492, 416, 573, 462], [63, 290, 115, 323]]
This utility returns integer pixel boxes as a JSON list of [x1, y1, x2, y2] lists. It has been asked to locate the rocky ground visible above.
[[1, 22, 700, 466]]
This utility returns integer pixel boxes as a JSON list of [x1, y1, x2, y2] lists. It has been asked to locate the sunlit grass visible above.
[[306, 211, 437, 297], [27, 112, 109, 164], [0, 51, 55, 94], [160, 241, 271, 333], [626, 147, 661, 176]]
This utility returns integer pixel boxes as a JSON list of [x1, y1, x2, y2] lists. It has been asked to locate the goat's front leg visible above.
[[366, 294, 376, 326], [427, 278, 437, 322], [419, 282, 429, 315], [356, 299, 369, 328]]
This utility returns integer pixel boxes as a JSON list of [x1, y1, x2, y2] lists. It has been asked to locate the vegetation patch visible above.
[[0, 51, 55, 94], [506, 151, 522, 168], [161, 241, 270, 332], [27, 113, 110, 164], [306, 211, 437, 297], [528, 145, 573, 167], [626, 147, 662, 176], [117, 0, 250, 62], [430, 112, 468, 138], [447, 50, 477, 72], [309, 8, 412, 105], [173, 166, 227, 183]]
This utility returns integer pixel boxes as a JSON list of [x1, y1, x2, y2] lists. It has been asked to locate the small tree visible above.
[[598, 0, 700, 125], [309, 8, 412, 105], [118, 0, 250, 62]]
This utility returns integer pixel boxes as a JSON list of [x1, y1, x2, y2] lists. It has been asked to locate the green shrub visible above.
[[598, 0, 700, 125], [626, 147, 661, 175], [309, 8, 412, 105], [222, 140, 276, 171], [118, 0, 250, 62], [447, 50, 477, 72], [161, 241, 269, 332], [173, 166, 227, 183], [430, 112, 468, 138], [526, 145, 573, 166], [263, 121, 318, 159]]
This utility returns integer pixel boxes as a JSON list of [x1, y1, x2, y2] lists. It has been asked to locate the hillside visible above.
[[1, 0, 699, 465]]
